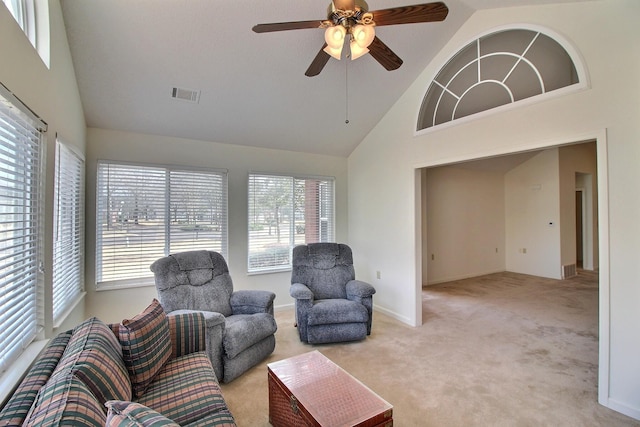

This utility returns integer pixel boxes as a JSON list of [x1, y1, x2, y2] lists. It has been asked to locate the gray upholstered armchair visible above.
[[150, 250, 277, 383], [290, 243, 376, 344]]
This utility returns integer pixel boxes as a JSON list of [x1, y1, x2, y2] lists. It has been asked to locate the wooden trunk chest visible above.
[[267, 351, 393, 427]]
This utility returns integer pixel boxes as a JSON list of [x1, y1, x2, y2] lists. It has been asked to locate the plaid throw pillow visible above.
[[118, 299, 172, 398], [105, 401, 179, 427]]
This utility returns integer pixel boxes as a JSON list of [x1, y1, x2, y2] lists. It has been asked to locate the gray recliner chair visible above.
[[150, 250, 277, 383], [290, 243, 376, 344]]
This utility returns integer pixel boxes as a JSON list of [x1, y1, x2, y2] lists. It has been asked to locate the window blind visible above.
[[248, 173, 335, 273], [0, 85, 45, 374], [96, 162, 227, 288], [53, 140, 84, 322]]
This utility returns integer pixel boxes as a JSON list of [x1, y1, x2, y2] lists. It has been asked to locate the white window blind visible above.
[[0, 84, 45, 375], [96, 162, 227, 288], [53, 140, 84, 323], [248, 173, 335, 273]]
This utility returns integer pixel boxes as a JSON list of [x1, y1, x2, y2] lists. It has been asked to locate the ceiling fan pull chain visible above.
[[345, 55, 350, 124]]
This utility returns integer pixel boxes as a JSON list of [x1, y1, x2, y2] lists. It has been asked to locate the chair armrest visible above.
[[166, 311, 208, 358], [230, 290, 276, 315], [346, 280, 376, 298], [290, 283, 314, 300]]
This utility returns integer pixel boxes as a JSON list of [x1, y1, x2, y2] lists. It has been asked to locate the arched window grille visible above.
[[417, 28, 582, 131]]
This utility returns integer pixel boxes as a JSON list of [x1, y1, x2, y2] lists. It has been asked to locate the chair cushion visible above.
[[54, 317, 132, 405], [291, 244, 355, 300], [222, 314, 277, 359], [307, 299, 369, 326], [118, 299, 172, 398], [105, 401, 179, 427], [135, 352, 234, 426], [170, 250, 213, 271], [23, 373, 106, 426], [151, 251, 234, 316]]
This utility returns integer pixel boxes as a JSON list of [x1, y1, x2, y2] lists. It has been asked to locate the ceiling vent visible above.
[[171, 87, 200, 104]]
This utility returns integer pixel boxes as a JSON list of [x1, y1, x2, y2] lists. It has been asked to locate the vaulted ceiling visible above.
[[60, 0, 590, 157]]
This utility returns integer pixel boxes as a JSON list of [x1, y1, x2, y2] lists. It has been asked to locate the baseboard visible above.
[[373, 305, 412, 326], [603, 398, 640, 421], [274, 302, 294, 312], [424, 269, 505, 286]]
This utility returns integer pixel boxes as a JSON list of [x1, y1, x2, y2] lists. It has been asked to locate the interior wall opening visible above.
[[420, 140, 598, 289], [416, 137, 606, 409]]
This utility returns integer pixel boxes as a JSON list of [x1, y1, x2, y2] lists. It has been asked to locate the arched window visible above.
[[417, 27, 584, 131]]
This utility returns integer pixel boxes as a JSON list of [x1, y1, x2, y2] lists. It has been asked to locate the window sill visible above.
[[0, 340, 48, 407], [96, 277, 156, 292], [247, 267, 292, 276]]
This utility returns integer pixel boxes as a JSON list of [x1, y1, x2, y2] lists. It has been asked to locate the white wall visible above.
[[85, 128, 348, 323], [348, 0, 640, 419], [0, 0, 86, 335], [423, 166, 505, 284], [505, 149, 561, 279]]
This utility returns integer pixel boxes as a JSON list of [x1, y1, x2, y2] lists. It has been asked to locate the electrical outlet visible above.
[[376, 271, 381, 279]]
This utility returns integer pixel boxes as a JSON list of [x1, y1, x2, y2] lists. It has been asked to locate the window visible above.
[[248, 173, 335, 273], [96, 162, 227, 289], [2, 0, 36, 48], [0, 83, 46, 375], [53, 140, 84, 323], [417, 27, 582, 131]]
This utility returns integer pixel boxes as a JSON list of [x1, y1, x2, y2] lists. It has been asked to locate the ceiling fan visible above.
[[252, 0, 449, 77]]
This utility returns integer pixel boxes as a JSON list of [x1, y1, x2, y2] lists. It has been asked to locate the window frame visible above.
[[0, 82, 46, 377], [95, 160, 228, 290], [2, 0, 36, 47], [414, 24, 589, 136], [247, 172, 336, 274], [52, 139, 85, 325]]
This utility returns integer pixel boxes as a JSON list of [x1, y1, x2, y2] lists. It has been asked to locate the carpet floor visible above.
[[220, 271, 639, 426]]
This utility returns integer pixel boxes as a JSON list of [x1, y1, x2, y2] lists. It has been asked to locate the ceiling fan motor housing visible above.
[[327, 0, 371, 28]]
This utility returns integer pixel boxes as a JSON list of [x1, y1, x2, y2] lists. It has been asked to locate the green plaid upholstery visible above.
[[105, 401, 179, 426], [118, 299, 172, 398], [136, 352, 235, 426], [183, 410, 237, 427], [22, 373, 106, 426], [53, 317, 132, 406], [0, 331, 72, 426], [167, 312, 206, 358], [2, 302, 234, 427]]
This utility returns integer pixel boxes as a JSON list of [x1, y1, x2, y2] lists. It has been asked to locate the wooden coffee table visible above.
[[268, 351, 393, 426]]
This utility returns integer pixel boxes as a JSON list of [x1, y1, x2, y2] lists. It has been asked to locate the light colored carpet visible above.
[[220, 271, 639, 426]]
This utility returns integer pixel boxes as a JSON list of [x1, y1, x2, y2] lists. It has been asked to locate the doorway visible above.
[[415, 132, 610, 407], [576, 189, 584, 268]]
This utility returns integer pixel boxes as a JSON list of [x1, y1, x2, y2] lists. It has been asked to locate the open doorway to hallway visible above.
[[415, 137, 613, 415], [419, 140, 598, 292]]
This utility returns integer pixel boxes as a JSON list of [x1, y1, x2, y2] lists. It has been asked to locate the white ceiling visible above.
[[60, 0, 590, 157]]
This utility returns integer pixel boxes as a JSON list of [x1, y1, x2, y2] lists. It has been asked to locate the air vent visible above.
[[562, 264, 577, 279], [171, 87, 200, 103]]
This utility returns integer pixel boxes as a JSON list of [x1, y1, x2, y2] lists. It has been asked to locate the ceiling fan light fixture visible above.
[[324, 44, 343, 60], [351, 24, 375, 48], [324, 25, 346, 59], [349, 41, 369, 60], [325, 26, 346, 48]]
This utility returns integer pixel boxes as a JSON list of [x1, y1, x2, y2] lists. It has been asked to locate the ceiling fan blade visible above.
[[370, 2, 449, 27], [252, 20, 324, 33], [305, 44, 331, 77], [368, 37, 403, 71]]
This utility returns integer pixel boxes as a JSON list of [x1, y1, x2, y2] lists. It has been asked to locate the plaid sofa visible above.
[[0, 300, 236, 426]]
